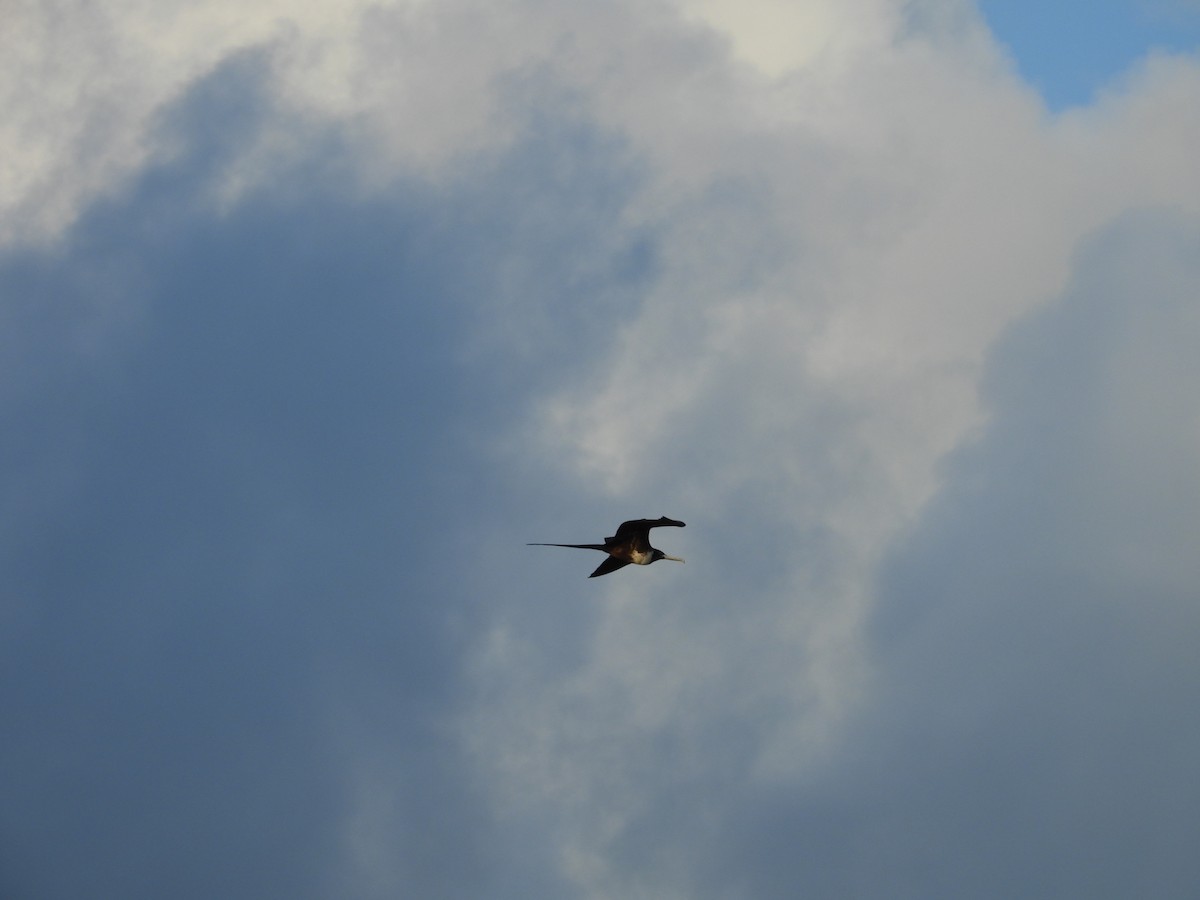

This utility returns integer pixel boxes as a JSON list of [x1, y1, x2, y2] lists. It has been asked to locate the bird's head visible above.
[[653, 550, 685, 564]]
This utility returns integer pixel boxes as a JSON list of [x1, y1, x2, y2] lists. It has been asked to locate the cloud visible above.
[[1, 0, 291, 243], [0, 84, 469, 898], [2, 1, 1200, 898], [683, 0, 901, 76], [844, 208, 1200, 899], [456, 5, 1200, 896], [467, 207, 1200, 899], [0, 34, 663, 897]]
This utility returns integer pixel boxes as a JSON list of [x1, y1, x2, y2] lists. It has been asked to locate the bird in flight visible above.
[[528, 516, 686, 578]]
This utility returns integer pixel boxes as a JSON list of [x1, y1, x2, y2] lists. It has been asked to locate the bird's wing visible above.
[[652, 516, 686, 529], [588, 556, 631, 578], [609, 517, 686, 541]]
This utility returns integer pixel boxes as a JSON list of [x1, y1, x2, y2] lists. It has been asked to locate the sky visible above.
[[979, 0, 1200, 108], [2, 1, 1198, 898]]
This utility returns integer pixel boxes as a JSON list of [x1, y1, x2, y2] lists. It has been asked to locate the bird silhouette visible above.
[[528, 516, 685, 577]]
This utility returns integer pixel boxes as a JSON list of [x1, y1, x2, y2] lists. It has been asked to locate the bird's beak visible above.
[[663, 554, 685, 563]]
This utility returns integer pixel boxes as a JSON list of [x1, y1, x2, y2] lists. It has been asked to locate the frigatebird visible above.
[[528, 516, 686, 578]]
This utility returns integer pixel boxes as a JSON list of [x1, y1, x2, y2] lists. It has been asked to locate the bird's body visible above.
[[528, 516, 686, 578]]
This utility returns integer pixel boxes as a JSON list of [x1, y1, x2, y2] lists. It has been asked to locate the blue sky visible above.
[[980, 0, 1200, 107], [3, 2, 1200, 898]]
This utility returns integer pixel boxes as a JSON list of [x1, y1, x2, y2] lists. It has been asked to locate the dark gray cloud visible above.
[[855, 210, 1200, 898], [0, 56, 651, 900]]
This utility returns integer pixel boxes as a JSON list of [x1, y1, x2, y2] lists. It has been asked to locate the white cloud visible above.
[[683, 0, 900, 76], [0, 0, 421, 244], [455, 3, 1200, 895]]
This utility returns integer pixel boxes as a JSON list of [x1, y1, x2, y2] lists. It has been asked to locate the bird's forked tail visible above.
[[526, 542, 608, 551]]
